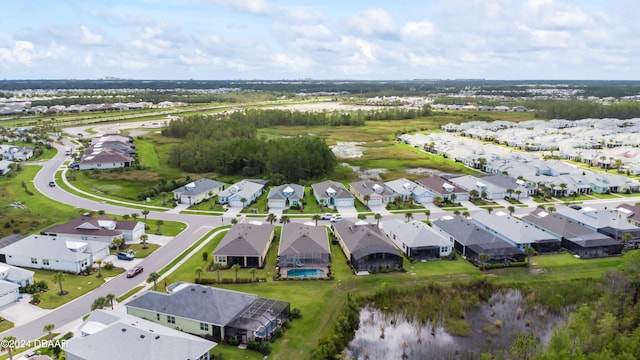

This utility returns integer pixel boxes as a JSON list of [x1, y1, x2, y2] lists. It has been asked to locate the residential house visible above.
[[471, 211, 560, 252], [311, 180, 355, 209], [384, 178, 432, 204], [65, 309, 216, 360], [212, 223, 275, 268], [380, 219, 452, 260], [127, 282, 290, 343], [617, 203, 640, 227], [278, 224, 330, 278], [173, 178, 225, 206], [267, 184, 305, 209], [555, 206, 640, 244], [0, 262, 34, 287], [218, 179, 267, 208], [41, 215, 144, 244], [521, 208, 623, 258], [0, 281, 19, 308], [432, 215, 525, 266], [79, 135, 135, 171], [0, 235, 109, 274], [449, 174, 523, 200], [0, 145, 34, 161], [349, 180, 394, 207], [0, 160, 12, 176], [415, 176, 470, 202], [331, 219, 403, 273]]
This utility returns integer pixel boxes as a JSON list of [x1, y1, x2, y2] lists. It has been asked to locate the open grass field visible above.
[[0, 166, 78, 238]]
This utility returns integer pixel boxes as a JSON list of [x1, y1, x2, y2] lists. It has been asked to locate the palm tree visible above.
[[453, 210, 460, 216], [358, 213, 367, 221], [515, 190, 522, 201], [424, 209, 431, 221], [208, 191, 214, 208], [231, 218, 238, 225], [280, 215, 291, 224], [266, 213, 277, 224], [524, 247, 537, 268], [131, 213, 139, 222], [156, 219, 164, 234], [140, 234, 149, 249], [105, 293, 116, 309], [212, 263, 225, 283], [232, 264, 241, 283], [462, 211, 470, 218], [312, 214, 320, 226], [374, 213, 382, 225], [478, 253, 491, 273], [469, 189, 479, 201], [547, 206, 556, 213], [506, 189, 514, 199], [249, 268, 256, 282], [148, 272, 160, 291], [559, 183, 567, 197], [363, 194, 370, 206], [43, 323, 55, 342], [95, 259, 103, 278], [91, 296, 107, 311], [487, 207, 493, 214], [450, 193, 457, 204], [622, 233, 633, 249], [508, 206, 515, 216], [52, 272, 67, 296], [196, 267, 203, 280], [141, 210, 150, 229], [122, 214, 130, 221], [1, 335, 16, 360], [112, 238, 124, 252], [160, 191, 168, 206], [405, 212, 413, 222], [481, 191, 487, 199]]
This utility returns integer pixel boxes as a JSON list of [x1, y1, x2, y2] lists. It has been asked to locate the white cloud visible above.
[[401, 21, 435, 41], [179, 49, 222, 65], [273, 23, 332, 40], [346, 8, 398, 37], [0, 40, 63, 66], [83, 52, 93, 67], [209, 0, 271, 15], [272, 53, 313, 72], [80, 25, 104, 45]]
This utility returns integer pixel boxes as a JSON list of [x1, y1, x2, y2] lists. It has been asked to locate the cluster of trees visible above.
[[533, 100, 640, 120], [163, 113, 338, 182], [533, 252, 640, 359]]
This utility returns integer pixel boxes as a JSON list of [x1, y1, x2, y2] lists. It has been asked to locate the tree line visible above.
[[163, 114, 337, 183]]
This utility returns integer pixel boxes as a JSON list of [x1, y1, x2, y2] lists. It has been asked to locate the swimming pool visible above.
[[287, 269, 325, 278]]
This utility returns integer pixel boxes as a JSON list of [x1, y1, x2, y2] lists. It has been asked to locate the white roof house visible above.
[[218, 179, 267, 208], [0, 235, 109, 274], [470, 211, 559, 251], [65, 309, 216, 360], [380, 219, 452, 259]]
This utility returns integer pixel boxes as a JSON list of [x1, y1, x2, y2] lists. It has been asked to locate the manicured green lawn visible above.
[[110, 243, 160, 258], [0, 317, 14, 332], [116, 286, 145, 303], [143, 218, 187, 237], [590, 192, 624, 199], [33, 267, 125, 309]]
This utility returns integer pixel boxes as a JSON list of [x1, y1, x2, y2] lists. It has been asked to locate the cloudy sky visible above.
[[1, 0, 638, 80]]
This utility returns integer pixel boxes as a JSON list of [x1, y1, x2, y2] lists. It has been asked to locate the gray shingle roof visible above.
[[432, 215, 505, 246], [128, 283, 266, 327], [311, 180, 353, 200], [279, 224, 330, 257], [173, 178, 225, 197], [522, 208, 615, 243], [332, 219, 398, 259], [212, 223, 274, 257], [267, 184, 304, 201], [471, 211, 556, 245]]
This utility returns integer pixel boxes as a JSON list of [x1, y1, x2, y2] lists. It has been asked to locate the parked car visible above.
[[48, 181, 56, 187], [330, 215, 343, 223], [320, 213, 333, 220], [126, 266, 143, 278], [117, 250, 135, 261]]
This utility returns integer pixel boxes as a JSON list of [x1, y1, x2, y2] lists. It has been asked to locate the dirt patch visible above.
[[529, 268, 546, 275], [330, 142, 365, 158]]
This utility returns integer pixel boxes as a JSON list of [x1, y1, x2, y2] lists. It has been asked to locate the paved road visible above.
[[4, 140, 640, 343]]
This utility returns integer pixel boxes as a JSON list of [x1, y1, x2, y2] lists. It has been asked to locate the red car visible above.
[[126, 266, 143, 278]]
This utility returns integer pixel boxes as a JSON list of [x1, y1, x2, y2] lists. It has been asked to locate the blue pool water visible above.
[[287, 269, 325, 278]]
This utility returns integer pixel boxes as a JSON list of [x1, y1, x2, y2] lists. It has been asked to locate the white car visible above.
[[330, 215, 343, 222], [320, 213, 333, 220]]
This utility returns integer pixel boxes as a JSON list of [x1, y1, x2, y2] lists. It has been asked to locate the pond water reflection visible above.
[[346, 289, 564, 360]]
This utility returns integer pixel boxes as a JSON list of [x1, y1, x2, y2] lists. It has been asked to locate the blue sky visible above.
[[1, 0, 638, 80]]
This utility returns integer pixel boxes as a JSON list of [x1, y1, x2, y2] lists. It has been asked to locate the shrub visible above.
[[103, 261, 114, 270], [290, 308, 302, 319]]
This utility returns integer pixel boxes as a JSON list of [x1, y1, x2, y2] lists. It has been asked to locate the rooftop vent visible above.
[[140, 335, 145, 339], [155, 335, 160, 340], [122, 328, 127, 332]]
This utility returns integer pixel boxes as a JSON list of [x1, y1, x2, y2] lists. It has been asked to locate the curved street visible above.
[[2, 140, 640, 344]]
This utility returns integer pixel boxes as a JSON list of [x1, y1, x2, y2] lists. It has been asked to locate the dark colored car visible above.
[[48, 181, 56, 187], [126, 266, 143, 278], [117, 251, 135, 261]]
